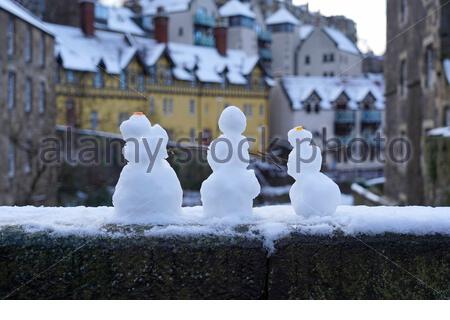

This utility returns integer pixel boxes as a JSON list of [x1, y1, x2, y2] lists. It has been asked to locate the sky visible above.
[[101, 0, 386, 55]]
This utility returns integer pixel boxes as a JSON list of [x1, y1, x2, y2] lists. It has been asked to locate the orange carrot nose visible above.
[[134, 112, 144, 116], [295, 126, 304, 132]]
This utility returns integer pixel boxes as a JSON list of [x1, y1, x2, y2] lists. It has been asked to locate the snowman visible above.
[[287, 126, 341, 218], [112, 112, 183, 223], [200, 106, 260, 219]]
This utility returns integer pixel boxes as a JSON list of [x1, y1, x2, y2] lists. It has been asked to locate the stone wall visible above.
[[1, 227, 449, 299], [424, 135, 450, 206]]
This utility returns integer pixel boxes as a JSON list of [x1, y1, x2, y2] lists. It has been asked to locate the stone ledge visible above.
[[1, 227, 449, 299]]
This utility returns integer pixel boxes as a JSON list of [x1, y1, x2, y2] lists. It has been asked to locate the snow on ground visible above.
[[0, 205, 449, 252]]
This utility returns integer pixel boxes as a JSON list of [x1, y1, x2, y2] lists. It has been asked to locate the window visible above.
[[425, 45, 434, 89], [137, 74, 145, 92], [90, 111, 99, 130], [244, 104, 253, 117], [305, 55, 310, 65], [148, 65, 157, 84], [8, 142, 15, 178], [305, 104, 312, 113], [189, 99, 196, 115], [314, 104, 320, 113], [38, 82, 46, 113], [94, 70, 104, 88], [163, 98, 173, 115], [259, 104, 264, 116], [400, 59, 407, 97], [7, 16, 14, 57], [330, 72, 335, 77], [25, 27, 32, 63], [24, 78, 32, 112], [149, 96, 155, 114], [66, 70, 75, 84], [39, 33, 46, 66], [189, 128, 196, 143], [119, 71, 127, 89], [66, 99, 76, 127], [323, 54, 328, 63], [178, 27, 183, 37], [164, 69, 172, 85], [400, 0, 408, 24], [7, 72, 16, 110], [329, 53, 335, 62]]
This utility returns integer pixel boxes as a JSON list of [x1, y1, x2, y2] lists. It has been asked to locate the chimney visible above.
[[79, 0, 95, 37], [214, 24, 227, 56], [154, 6, 169, 43]]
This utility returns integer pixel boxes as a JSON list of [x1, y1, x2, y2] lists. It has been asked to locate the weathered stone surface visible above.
[[1, 227, 449, 299], [269, 233, 450, 299]]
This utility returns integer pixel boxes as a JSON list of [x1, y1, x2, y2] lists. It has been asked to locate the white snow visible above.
[[265, 7, 300, 26], [45, 22, 262, 86], [287, 128, 341, 217], [139, 0, 191, 15], [112, 113, 183, 222], [323, 27, 360, 55], [282, 75, 385, 110], [200, 107, 261, 219], [299, 24, 314, 40], [98, 6, 145, 35], [444, 59, 450, 84], [428, 126, 450, 138], [219, 0, 255, 19], [1, 205, 449, 252], [0, 0, 52, 35]]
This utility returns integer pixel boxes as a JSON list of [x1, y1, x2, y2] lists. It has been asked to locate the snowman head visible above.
[[219, 106, 246, 136], [120, 112, 152, 141], [288, 126, 313, 147], [287, 126, 322, 174]]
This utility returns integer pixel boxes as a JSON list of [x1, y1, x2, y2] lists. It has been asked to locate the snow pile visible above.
[[323, 27, 360, 55], [428, 126, 450, 138], [299, 25, 314, 40], [139, 0, 191, 15]]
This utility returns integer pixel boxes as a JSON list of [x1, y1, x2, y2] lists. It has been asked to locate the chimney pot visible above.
[[79, 0, 95, 37], [154, 6, 169, 43], [214, 25, 227, 56]]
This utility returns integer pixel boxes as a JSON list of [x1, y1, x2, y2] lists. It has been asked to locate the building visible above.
[[270, 75, 385, 180], [50, 1, 271, 151], [0, 0, 57, 205], [385, 0, 450, 205], [266, 6, 362, 78]]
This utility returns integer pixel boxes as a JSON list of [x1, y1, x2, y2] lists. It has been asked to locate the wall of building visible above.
[[0, 8, 57, 206]]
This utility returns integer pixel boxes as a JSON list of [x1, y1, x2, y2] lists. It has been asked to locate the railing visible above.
[[257, 29, 272, 42], [362, 110, 382, 123], [259, 48, 272, 60], [194, 12, 216, 28], [194, 33, 215, 47], [335, 110, 356, 124]]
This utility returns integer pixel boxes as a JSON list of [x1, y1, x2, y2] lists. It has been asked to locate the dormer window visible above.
[[268, 23, 294, 33], [119, 71, 127, 89], [94, 69, 104, 88], [229, 16, 254, 29], [335, 92, 349, 110]]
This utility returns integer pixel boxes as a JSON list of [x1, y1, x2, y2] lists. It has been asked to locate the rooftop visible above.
[[0, 0, 53, 35], [265, 7, 300, 26], [219, 0, 255, 19], [282, 75, 385, 110]]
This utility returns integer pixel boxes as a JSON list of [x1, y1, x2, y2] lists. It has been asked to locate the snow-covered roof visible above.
[[96, 6, 145, 35], [46, 23, 153, 74], [219, 0, 255, 19], [299, 24, 314, 40], [444, 59, 450, 85], [46, 22, 262, 85], [323, 27, 360, 55], [282, 75, 385, 110], [0, 0, 53, 35], [265, 7, 299, 26], [139, 0, 192, 15]]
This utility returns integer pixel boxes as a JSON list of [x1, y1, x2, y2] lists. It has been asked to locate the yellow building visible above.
[[47, 22, 271, 152]]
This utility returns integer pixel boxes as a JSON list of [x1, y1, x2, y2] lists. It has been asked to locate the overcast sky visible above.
[[101, 0, 386, 55]]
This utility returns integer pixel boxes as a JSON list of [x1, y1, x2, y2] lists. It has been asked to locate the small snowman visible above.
[[287, 126, 341, 218], [112, 112, 183, 223], [200, 106, 260, 219]]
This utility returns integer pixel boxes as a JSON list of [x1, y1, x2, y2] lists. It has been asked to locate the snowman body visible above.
[[112, 114, 182, 222], [287, 127, 341, 218], [200, 106, 260, 218]]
